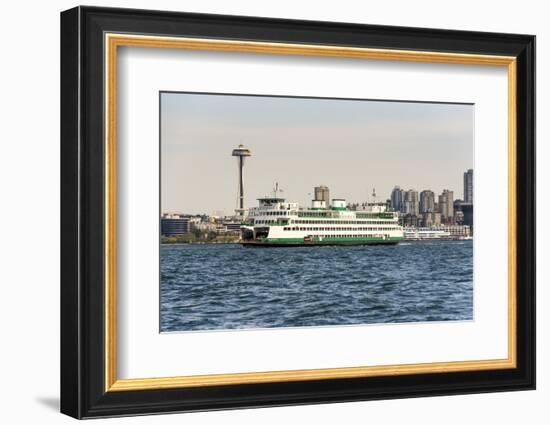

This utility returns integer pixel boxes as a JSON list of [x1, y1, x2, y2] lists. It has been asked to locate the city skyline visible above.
[[162, 178, 471, 217], [161, 92, 473, 215]]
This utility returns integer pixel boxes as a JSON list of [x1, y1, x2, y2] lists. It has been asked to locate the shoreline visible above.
[[160, 238, 473, 246]]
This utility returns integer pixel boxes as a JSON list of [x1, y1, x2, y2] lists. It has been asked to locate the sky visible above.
[[160, 92, 473, 215]]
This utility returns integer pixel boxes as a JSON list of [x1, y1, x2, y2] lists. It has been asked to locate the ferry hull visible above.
[[241, 239, 401, 247]]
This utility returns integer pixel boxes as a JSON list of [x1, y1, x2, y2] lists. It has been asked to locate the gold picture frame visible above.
[[104, 34, 517, 392]]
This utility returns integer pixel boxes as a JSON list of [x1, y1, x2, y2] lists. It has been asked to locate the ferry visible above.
[[240, 193, 404, 247]]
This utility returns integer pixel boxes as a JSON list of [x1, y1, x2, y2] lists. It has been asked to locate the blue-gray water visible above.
[[160, 240, 473, 332]]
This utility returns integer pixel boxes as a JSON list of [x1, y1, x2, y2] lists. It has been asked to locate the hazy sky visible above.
[[161, 92, 473, 215]]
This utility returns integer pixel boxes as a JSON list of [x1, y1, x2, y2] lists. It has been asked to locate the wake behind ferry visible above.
[[240, 190, 404, 247]]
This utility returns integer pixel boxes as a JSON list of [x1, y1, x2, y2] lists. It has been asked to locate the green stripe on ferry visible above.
[[264, 236, 403, 243]]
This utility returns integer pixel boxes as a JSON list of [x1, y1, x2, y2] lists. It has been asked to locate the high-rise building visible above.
[[464, 169, 474, 203], [403, 189, 419, 216], [438, 189, 454, 222], [314, 185, 330, 206], [419, 190, 435, 213], [390, 186, 404, 212]]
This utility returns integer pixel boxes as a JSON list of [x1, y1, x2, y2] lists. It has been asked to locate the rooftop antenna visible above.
[[273, 182, 283, 198], [231, 144, 251, 217]]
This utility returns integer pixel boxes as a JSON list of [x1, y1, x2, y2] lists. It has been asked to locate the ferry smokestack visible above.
[[232, 144, 251, 216]]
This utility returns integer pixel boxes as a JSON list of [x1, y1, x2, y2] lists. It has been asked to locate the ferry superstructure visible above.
[[240, 196, 404, 247]]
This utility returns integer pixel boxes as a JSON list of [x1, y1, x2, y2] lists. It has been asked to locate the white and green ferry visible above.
[[240, 195, 404, 247]]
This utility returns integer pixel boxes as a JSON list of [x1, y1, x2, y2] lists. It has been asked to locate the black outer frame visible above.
[[60, 6, 535, 419]]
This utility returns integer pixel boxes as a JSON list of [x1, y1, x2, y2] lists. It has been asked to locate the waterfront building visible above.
[[390, 186, 404, 212], [420, 190, 435, 213], [439, 224, 471, 238], [314, 185, 331, 207], [454, 202, 473, 231], [455, 209, 465, 225], [403, 225, 471, 240], [403, 227, 451, 240], [423, 211, 434, 227], [438, 189, 454, 223], [462, 203, 473, 229], [223, 221, 242, 233], [403, 189, 419, 216], [401, 213, 420, 227], [192, 221, 219, 232], [160, 214, 190, 236], [422, 211, 442, 227], [189, 217, 202, 226], [464, 169, 474, 203]]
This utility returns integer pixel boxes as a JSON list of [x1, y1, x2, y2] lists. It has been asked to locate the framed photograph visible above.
[[60, 6, 535, 419]]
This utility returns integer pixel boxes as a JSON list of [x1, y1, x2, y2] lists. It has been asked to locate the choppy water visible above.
[[160, 240, 473, 332]]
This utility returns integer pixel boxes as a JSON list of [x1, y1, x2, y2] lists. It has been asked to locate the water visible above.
[[160, 240, 473, 332]]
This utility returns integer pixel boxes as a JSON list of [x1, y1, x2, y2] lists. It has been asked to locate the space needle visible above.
[[232, 144, 251, 218]]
